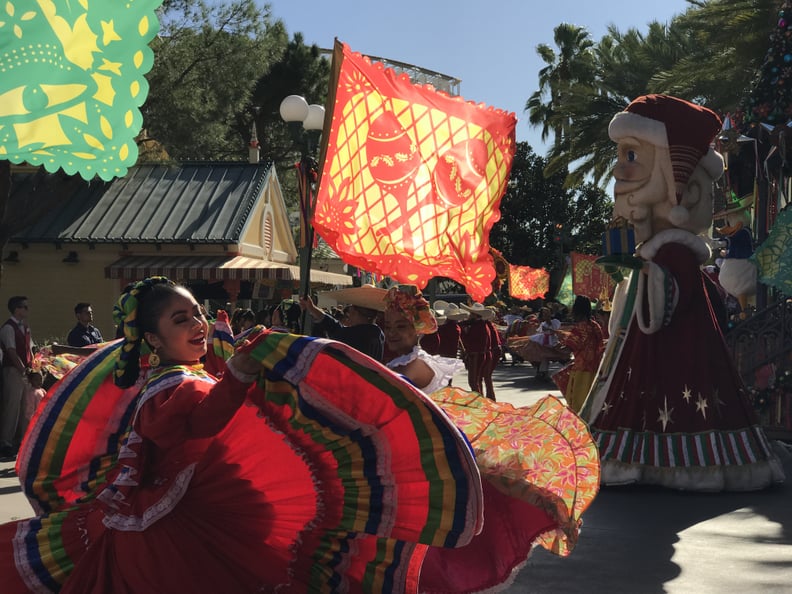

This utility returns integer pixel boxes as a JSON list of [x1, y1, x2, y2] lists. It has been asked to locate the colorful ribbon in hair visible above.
[[112, 277, 174, 387]]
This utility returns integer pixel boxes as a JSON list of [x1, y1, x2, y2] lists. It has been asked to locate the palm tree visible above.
[[540, 21, 696, 187], [526, 24, 596, 144], [652, 0, 778, 110], [530, 0, 777, 188]]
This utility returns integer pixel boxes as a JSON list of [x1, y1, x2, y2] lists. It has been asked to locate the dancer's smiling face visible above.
[[144, 287, 209, 365], [383, 309, 419, 356]]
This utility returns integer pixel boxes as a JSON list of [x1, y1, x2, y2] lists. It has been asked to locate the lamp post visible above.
[[280, 95, 325, 332]]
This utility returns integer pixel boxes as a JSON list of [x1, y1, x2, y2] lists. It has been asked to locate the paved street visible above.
[[2, 360, 791, 592], [492, 363, 792, 594]]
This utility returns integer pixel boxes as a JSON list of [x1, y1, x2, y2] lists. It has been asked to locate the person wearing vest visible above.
[[0, 296, 33, 458]]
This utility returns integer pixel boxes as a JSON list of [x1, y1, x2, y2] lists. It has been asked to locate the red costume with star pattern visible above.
[[584, 229, 782, 490], [581, 94, 783, 491]]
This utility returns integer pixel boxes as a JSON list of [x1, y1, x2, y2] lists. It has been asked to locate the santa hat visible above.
[[609, 94, 723, 226]]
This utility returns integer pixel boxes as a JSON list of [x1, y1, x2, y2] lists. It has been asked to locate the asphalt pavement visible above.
[[1, 359, 791, 593], [492, 361, 792, 594]]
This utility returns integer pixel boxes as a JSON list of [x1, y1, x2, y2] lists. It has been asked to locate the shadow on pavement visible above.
[[512, 444, 792, 593], [484, 362, 792, 593]]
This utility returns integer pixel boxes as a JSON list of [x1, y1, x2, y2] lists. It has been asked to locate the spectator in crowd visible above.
[[67, 302, 104, 347], [279, 299, 303, 334], [230, 308, 256, 337], [0, 296, 33, 458]]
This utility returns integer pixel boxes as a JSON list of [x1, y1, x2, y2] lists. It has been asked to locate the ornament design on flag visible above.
[[570, 252, 615, 300], [432, 138, 487, 207], [366, 110, 423, 251], [0, 0, 162, 181], [314, 42, 516, 302], [367, 110, 421, 198]]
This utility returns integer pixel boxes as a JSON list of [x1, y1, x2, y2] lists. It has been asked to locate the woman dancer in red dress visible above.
[[0, 278, 484, 593], [553, 295, 604, 413]]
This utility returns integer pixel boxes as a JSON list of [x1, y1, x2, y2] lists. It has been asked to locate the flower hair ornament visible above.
[[112, 276, 174, 388], [384, 286, 438, 335]]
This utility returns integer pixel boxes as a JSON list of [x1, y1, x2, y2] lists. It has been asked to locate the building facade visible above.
[[3, 162, 351, 342]]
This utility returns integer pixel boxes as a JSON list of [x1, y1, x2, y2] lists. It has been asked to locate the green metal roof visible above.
[[11, 162, 272, 244]]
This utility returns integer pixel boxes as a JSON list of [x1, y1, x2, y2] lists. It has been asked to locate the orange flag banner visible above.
[[313, 40, 517, 302], [570, 252, 615, 300], [508, 264, 549, 301]]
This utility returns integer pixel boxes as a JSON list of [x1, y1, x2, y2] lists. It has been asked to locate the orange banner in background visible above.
[[313, 40, 516, 302], [508, 264, 549, 301], [570, 252, 615, 300]]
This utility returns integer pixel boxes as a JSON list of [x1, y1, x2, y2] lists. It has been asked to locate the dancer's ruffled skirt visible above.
[[1, 335, 483, 593], [1, 334, 599, 593], [419, 387, 600, 592]]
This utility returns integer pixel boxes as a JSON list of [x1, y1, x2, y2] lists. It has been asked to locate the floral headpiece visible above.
[[384, 287, 438, 335]]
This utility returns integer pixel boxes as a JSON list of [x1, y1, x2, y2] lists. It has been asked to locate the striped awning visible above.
[[105, 255, 353, 286]]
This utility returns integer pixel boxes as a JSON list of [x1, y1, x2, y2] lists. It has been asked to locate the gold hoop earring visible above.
[[149, 349, 160, 367]]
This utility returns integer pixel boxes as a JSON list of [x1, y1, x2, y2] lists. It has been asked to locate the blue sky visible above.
[[264, 0, 692, 155]]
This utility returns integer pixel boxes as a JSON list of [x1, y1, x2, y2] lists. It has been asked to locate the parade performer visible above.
[[433, 300, 466, 358], [581, 95, 784, 491], [383, 286, 600, 591], [458, 302, 496, 393], [299, 285, 386, 362], [0, 278, 485, 593], [384, 288, 464, 393], [553, 295, 604, 413], [508, 307, 570, 381], [714, 194, 757, 319]]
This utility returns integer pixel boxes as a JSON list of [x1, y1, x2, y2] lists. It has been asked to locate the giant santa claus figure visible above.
[[581, 95, 784, 491]]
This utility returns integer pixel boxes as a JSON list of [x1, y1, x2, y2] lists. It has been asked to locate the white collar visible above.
[[637, 229, 711, 264]]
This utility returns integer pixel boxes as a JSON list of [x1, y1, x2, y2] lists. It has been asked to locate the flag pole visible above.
[[280, 95, 325, 334], [296, 154, 317, 332]]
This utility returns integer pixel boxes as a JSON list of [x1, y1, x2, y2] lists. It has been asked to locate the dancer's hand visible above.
[[231, 352, 260, 375]]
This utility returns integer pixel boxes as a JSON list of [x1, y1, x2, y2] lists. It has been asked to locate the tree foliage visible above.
[[245, 34, 331, 207], [655, 0, 778, 109], [143, 0, 288, 161], [526, 23, 596, 145], [528, 0, 779, 187], [141, 2, 332, 207], [490, 142, 611, 273]]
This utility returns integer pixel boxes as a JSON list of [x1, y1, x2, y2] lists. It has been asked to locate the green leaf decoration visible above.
[[0, 0, 162, 181], [751, 206, 792, 296]]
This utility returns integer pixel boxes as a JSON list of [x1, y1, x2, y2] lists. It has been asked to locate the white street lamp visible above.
[[279, 95, 326, 333], [280, 95, 325, 152], [303, 104, 326, 132], [279, 95, 310, 123]]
